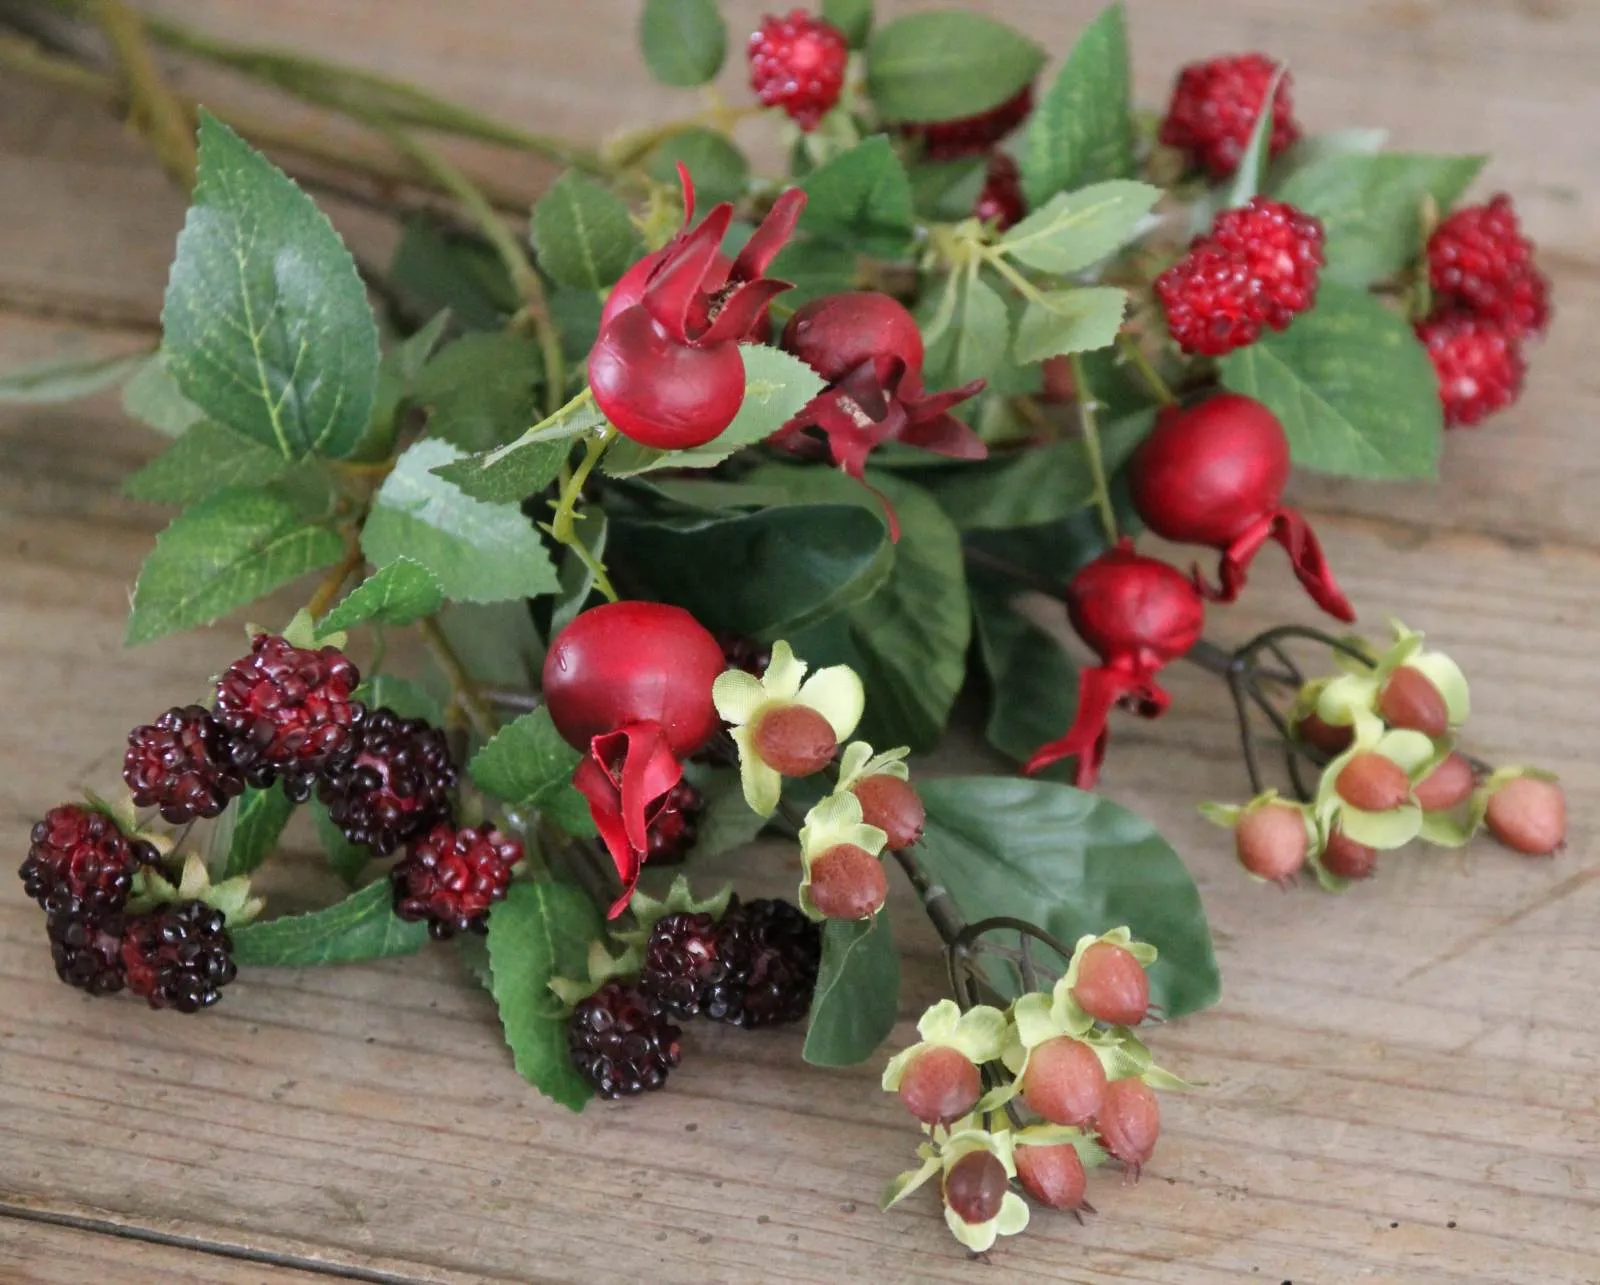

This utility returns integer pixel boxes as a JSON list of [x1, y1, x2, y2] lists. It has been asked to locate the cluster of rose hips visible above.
[[880, 931, 1177, 1254], [1204, 622, 1566, 887]]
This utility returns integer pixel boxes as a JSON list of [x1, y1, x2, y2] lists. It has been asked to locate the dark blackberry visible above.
[[215, 633, 363, 776], [702, 897, 821, 1028], [391, 823, 521, 939], [645, 781, 704, 866], [715, 632, 772, 677], [568, 981, 683, 1099], [123, 705, 253, 823], [120, 899, 237, 1013], [639, 909, 722, 1019], [316, 706, 457, 856], [45, 898, 126, 996], [19, 804, 156, 914]]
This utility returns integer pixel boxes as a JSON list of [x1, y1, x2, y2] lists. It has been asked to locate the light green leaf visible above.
[[355, 673, 444, 724], [122, 354, 207, 438], [123, 421, 295, 506], [213, 785, 294, 879], [866, 11, 1044, 124], [1019, 3, 1134, 205], [531, 172, 642, 291], [945, 273, 1010, 388], [646, 129, 751, 207], [317, 557, 443, 634], [803, 910, 900, 1066], [638, 0, 726, 88], [412, 331, 542, 453], [789, 136, 914, 258], [469, 709, 595, 836], [1001, 181, 1158, 275], [822, 0, 873, 47], [312, 798, 369, 886], [1013, 287, 1129, 364], [0, 349, 148, 404], [1227, 62, 1287, 207], [231, 881, 428, 967]]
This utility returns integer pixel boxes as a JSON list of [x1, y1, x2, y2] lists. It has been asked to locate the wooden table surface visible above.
[[2, 2, 1597, 1282]]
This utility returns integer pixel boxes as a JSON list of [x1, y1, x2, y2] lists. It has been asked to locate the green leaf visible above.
[[212, 785, 295, 879], [390, 216, 515, 332], [530, 172, 642, 291], [1013, 287, 1129, 364], [231, 881, 428, 967], [487, 881, 600, 1109], [318, 557, 443, 634], [971, 584, 1076, 770], [680, 765, 767, 861], [1274, 153, 1486, 287], [822, 0, 873, 47], [433, 602, 543, 692], [126, 479, 342, 645], [943, 273, 1010, 388], [312, 798, 369, 885], [866, 11, 1044, 124], [803, 911, 900, 1066], [161, 113, 379, 460], [788, 136, 914, 258], [361, 438, 560, 603], [411, 332, 542, 453], [355, 673, 444, 724], [1019, 3, 1134, 205], [469, 709, 595, 837], [1226, 62, 1287, 207], [1218, 282, 1442, 479], [434, 394, 601, 502], [0, 349, 147, 404], [369, 309, 452, 448], [1274, 128, 1389, 181], [638, 0, 726, 88], [123, 421, 295, 506], [1000, 180, 1160, 275], [122, 355, 207, 438], [916, 777, 1221, 1019], [647, 129, 751, 208], [908, 157, 989, 222]]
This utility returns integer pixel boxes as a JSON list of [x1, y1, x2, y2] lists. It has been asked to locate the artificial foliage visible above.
[[1, 0, 1569, 1257]]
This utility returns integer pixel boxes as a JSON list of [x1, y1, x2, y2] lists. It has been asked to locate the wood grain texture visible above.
[[2, 3, 1598, 1283]]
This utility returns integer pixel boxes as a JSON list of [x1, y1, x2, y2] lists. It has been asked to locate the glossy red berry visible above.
[[751, 703, 838, 776], [1427, 194, 1550, 340], [1377, 667, 1449, 737], [973, 152, 1025, 230], [1015, 1143, 1088, 1211], [1414, 752, 1476, 813], [568, 980, 683, 1099], [1335, 752, 1412, 813], [1159, 54, 1300, 179], [851, 774, 925, 850], [20, 804, 155, 914], [214, 634, 362, 776], [543, 601, 726, 758], [943, 1150, 1010, 1225], [121, 899, 236, 1013], [1235, 803, 1309, 882], [747, 9, 849, 131], [1416, 312, 1526, 428], [1021, 1036, 1107, 1127], [1072, 942, 1150, 1027], [1321, 825, 1378, 880], [1068, 544, 1206, 671], [316, 707, 457, 857], [807, 843, 887, 920], [1484, 776, 1566, 856], [900, 85, 1034, 161], [47, 904, 126, 996], [124, 705, 251, 823], [392, 823, 521, 939], [588, 305, 748, 450], [782, 291, 926, 383], [897, 1044, 982, 1126], [1096, 1077, 1161, 1174]]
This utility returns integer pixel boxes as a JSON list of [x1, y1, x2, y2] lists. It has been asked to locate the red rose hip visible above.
[[587, 306, 747, 450], [1071, 942, 1150, 1026], [897, 1045, 982, 1126], [1021, 1036, 1107, 1127], [782, 291, 925, 383]]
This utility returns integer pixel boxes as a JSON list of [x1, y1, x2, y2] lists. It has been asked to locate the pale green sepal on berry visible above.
[[130, 851, 264, 925], [1093, 1027, 1194, 1090], [1013, 1123, 1107, 1169], [880, 1148, 940, 1211], [273, 607, 344, 653], [626, 875, 733, 938], [882, 999, 1008, 1092], [82, 787, 177, 857], [1419, 809, 1477, 848], [797, 788, 887, 919], [548, 939, 642, 1009], [1314, 714, 1435, 851], [835, 741, 911, 791], [1467, 764, 1560, 832]]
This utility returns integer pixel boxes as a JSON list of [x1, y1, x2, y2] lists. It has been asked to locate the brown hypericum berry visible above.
[[1484, 777, 1566, 856], [1335, 752, 1412, 812], [752, 704, 837, 777], [1014, 1143, 1087, 1211], [1095, 1077, 1161, 1175], [1320, 826, 1378, 880], [1235, 803, 1309, 882], [1021, 1036, 1107, 1127], [1071, 942, 1150, 1027], [1377, 667, 1450, 737], [943, 1150, 1010, 1225], [851, 774, 925, 850], [1414, 752, 1477, 812], [1295, 711, 1353, 756], [897, 1044, 982, 1126], [807, 843, 887, 919]]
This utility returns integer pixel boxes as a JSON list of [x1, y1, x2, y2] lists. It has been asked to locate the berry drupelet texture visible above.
[[316, 706, 457, 856], [214, 634, 363, 780], [20, 803, 156, 914], [124, 705, 251, 823], [1416, 312, 1526, 428], [121, 899, 237, 1013], [645, 781, 704, 866], [46, 903, 126, 995], [1427, 194, 1551, 340], [639, 909, 723, 1019], [568, 981, 684, 1099], [391, 823, 521, 939], [747, 10, 849, 131], [701, 897, 821, 1027], [1159, 54, 1300, 179]]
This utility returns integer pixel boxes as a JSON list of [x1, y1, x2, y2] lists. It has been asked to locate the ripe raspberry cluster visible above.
[[747, 9, 849, 131], [1159, 54, 1301, 180]]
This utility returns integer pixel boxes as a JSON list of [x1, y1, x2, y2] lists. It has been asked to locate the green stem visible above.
[[1116, 331, 1177, 407], [1067, 353, 1119, 547], [540, 431, 618, 603], [90, 0, 196, 189], [983, 250, 1049, 306], [416, 615, 498, 741]]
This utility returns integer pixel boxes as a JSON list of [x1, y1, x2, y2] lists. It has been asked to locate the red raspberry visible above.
[[1415, 312, 1526, 428], [19, 804, 156, 914], [121, 900, 236, 1013], [1156, 197, 1325, 356], [214, 634, 362, 778], [124, 705, 252, 823], [1159, 54, 1300, 180], [316, 707, 457, 857], [392, 823, 522, 939], [748, 10, 849, 131], [973, 152, 1025, 230], [901, 85, 1034, 161], [1427, 194, 1550, 340]]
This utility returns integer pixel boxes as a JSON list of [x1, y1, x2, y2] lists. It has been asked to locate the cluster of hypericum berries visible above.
[[881, 930, 1181, 1253], [1204, 623, 1566, 887]]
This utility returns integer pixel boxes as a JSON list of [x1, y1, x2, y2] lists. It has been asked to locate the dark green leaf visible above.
[[487, 881, 600, 1109], [916, 777, 1221, 1018], [370, 309, 452, 447], [530, 172, 642, 291], [822, 0, 873, 47], [1013, 287, 1129, 364], [680, 764, 766, 860], [318, 558, 443, 634], [767, 239, 860, 308], [1226, 62, 1287, 207], [390, 216, 515, 332], [122, 355, 206, 438], [1019, 3, 1134, 205], [413, 332, 542, 453], [433, 395, 600, 502], [469, 709, 595, 836], [866, 11, 1044, 124], [355, 673, 444, 724], [312, 798, 369, 886], [0, 349, 147, 404], [908, 157, 988, 222], [638, 0, 726, 88], [123, 421, 294, 506], [1000, 180, 1159, 275], [788, 136, 914, 258], [211, 785, 294, 879], [802, 911, 899, 1066], [432, 601, 542, 691], [971, 583, 1076, 772], [231, 881, 428, 967], [647, 129, 751, 207], [1218, 282, 1442, 478], [162, 113, 379, 460]]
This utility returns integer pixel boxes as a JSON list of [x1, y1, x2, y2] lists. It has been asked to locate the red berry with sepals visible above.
[[1015, 1143, 1088, 1211], [751, 703, 838, 776], [807, 843, 887, 920], [900, 85, 1034, 161], [943, 1150, 1010, 1225], [1294, 710, 1353, 757], [747, 9, 849, 131], [19, 804, 157, 914], [1072, 942, 1150, 1026], [850, 774, 924, 850], [1235, 802, 1309, 882], [1416, 312, 1526, 428], [1427, 194, 1550, 340], [897, 1044, 983, 1126], [1159, 54, 1300, 180], [1321, 825, 1377, 880], [1021, 1036, 1108, 1127], [214, 633, 362, 777], [1335, 752, 1412, 812], [973, 152, 1025, 230], [1095, 1077, 1161, 1175], [1377, 667, 1450, 737], [1415, 752, 1476, 813], [1484, 776, 1566, 856]]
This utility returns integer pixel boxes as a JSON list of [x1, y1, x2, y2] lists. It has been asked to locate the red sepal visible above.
[[571, 722, 684, 918], [1193, 507, 1355, 623], [1024, 662, 1170, 790]]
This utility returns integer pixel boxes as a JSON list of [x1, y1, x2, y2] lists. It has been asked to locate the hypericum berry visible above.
[[1321, 825, 1378, 880], [1235, 802, 1310, 882], [806, 843, 887, 920], [1484, 776, 1566, 856], [543, 601, 726, 758], [747, 9, 849, 131], [1014, 1143, 1088, 1211], [1021, 1036, 1107, 1127], [1294, 710, 1353, 757], [316, 707, 457, 857], [701, 897, 821, 1027], [943, 1150, 1010, 1225], [214, 634, 362, 777], [19, 804, 156, 914], [973, 152, 1025, 230], [567, 981, 683, 1099], [1072, 942, 1150, 1027], [123, 705, 251, 823], [120, 899, 237, 1013], [1416, 312, 1526, 429], [45, 904, 125, 996], [1415, 752, 1476, 813], [1377, 667, 1450, 737], [1427, 194, 1551, 340], [639, 909, 722, 1020], [1159, 54, 1300, 179], [751, 703, 838, 776], [850, 774, 925, 850], [392, 823, 521, 939], [1334, 752, 1412, 813], [900, 85, 1034, 160], [1095, 1077, 1161, 1175], [896, 1044, 982, 1126], [1156, 198, 1325, 357], [645, 781, 704, 865]]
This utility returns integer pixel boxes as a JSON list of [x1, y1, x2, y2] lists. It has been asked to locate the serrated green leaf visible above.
[[312, 798, 369, 886], [971, 583, 1077, 773], [355, 673, 444, 724], [318, 557, 443, 634], [362, 438, 559, 603], [231, 881, 428, 967], [787, 136, 914, 258], [866, 11, 1043, 124], [469, 708, 594, 835], [638, 0, 726, 88], [646, 128, 751, 207], [803, 910, 899, 1066], [1012, 287, 1129, 364], [0, 349, 148, 404], [123, 421, 295, 506], [944, 273, 1010, 387], [410, 331, 542, 454], [488, 881, 600, 1109], [1000, 180, 1159, 275], [1227, 62, 1287, 207], [434, 392, 600, 502], [122, 354, 207, 438], [212, 785, 294, 879], [126, 479, 342, 645], [530, 172, 642, 291], [822, 0, 873, 47], [1019, 3, 1134, 205], [161, 113, 379, 460], [390, 216, 515, 332], [1218, 282, 1442, 479]]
